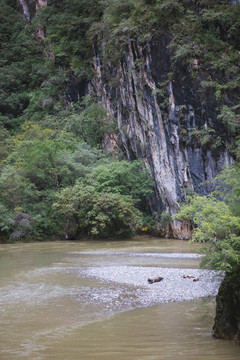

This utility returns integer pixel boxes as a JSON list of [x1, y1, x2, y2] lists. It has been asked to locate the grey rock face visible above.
[[17, 0, 32, 23], [17, 0, 47, 23], [88, 38, 233, 238]]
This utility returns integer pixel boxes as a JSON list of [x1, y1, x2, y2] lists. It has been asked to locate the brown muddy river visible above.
[[0, 236, 239, 359]]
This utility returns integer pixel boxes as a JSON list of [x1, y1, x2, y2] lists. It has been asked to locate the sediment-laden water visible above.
[[0, 237, 239, 359]]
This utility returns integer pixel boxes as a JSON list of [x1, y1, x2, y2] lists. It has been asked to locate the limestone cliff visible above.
[[88, 38, 233, 238]]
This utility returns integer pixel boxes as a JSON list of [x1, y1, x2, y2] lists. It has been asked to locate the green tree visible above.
[[6, 127, 77, 190], [64, 98, 117, 148], [53, 184, 143, 238], [214, 166, 240, 217], [0, 118, 152, 240], [0, 204, 14, 240], [0, 127, 13, 162], [0, 165, 39, 211], [86, 160, 153, 201], [175, 195, 240, 272]]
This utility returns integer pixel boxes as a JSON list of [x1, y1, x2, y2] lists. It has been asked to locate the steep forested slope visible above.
[[0, 0, 240, 238]]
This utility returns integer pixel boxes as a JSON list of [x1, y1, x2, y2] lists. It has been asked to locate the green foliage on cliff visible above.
[[86, 160, 153, 200], [175, 146, 240, 273], [34, 0, 240, 150], [35, 0, 102, 72], [0, 0, 67, 129], [64, 97, 117, 148], [1, 0, 239, 134]]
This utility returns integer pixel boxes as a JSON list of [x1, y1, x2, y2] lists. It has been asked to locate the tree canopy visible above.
[[0, 121, 153, 240]]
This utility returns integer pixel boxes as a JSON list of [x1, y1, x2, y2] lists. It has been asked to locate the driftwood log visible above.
[[148, 276, 164, 284]]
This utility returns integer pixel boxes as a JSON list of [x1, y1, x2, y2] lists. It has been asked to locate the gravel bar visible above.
[[83, 266, 223, 305]]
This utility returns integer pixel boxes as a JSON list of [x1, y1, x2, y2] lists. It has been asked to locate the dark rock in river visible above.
[[213, 269, 240, 344], [148, 276, 164, 284]]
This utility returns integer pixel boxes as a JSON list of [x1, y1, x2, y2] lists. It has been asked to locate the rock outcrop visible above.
[[17, 0, 47, 23], [213, 269, 240, 344], [88, 38, 233, 238]]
